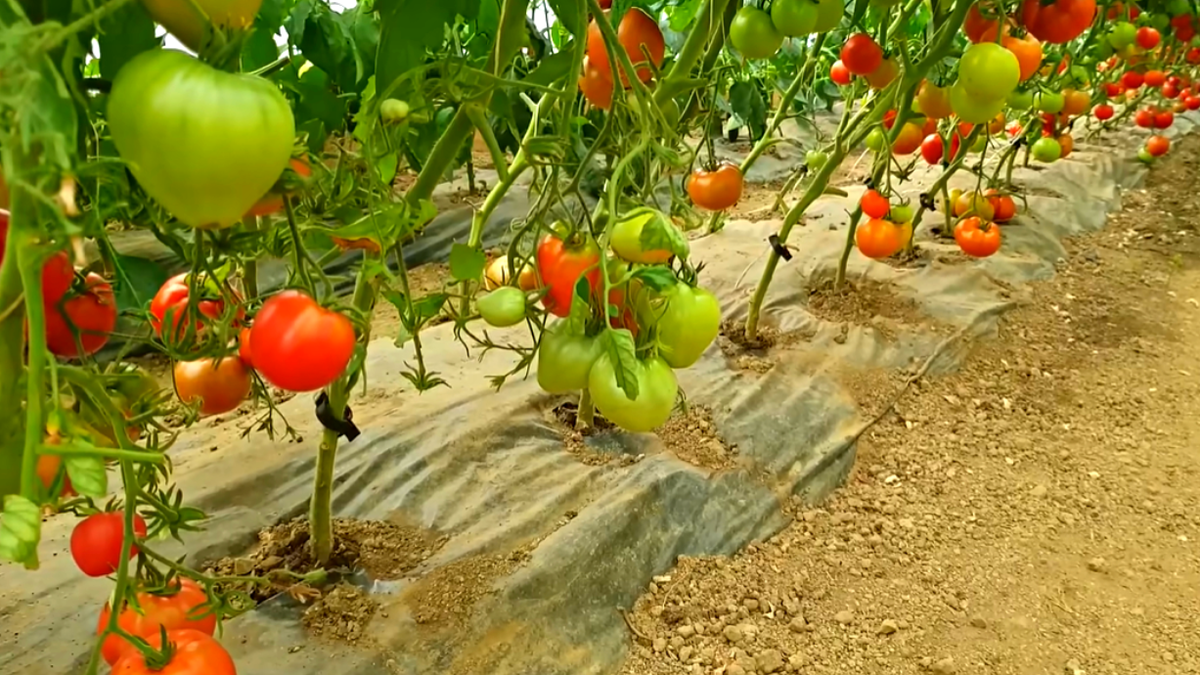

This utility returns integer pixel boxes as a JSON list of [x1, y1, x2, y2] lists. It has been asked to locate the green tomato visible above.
[[865, 128, 886, 152], [811, 0, 844, 31], [588, 354, 678, 432], [770, 0, 818, 36], [970, 134, 987, 153], [537, 321, 603, 394], [1137, 147, 1155, 164], [958, 43, 1020, 100], [1095, 41, 1114, 59], [1068, 65, 1090, 87], [478, 287, 526, 327], [949, 83, 1005, 124], [108, 49, 295, 229], [651, 284, 721, 369], [380, 98, 409, 123], [730, 6, 784, 60], [1007, 89, 1034, 110], [611, 208, 679, 264], [1035, 90, 1065, 114], [1167, 0, 1189, 15], [1108, 21, 1137, 48], [889, 204, 914, 224], [806, 149, 829, 170], [1030, 137, 1062, 163], [1150, 14, 1170, 31]]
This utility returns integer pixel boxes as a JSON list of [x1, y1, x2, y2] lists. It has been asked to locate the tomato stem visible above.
[[655, 0, 735, 105], [576, 388, 595, 431], [39, 442, 166, 463]]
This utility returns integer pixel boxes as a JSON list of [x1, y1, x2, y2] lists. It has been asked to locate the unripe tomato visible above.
[[891, 122, 923, 155], [537, 321, 602, 394], [1137, 147, 1155, 164], [864, 128, 886, 152], [864, 58, 898, 89], [840, 34, 883, 75], [687, 164, 744, 211], [771, 0, 819, 36], [650, 284, 721, 368], [954, 191, 995, 220], [953, 217, 1001, 258], [588, 352, 677, 432], [959, 42, 1021, 100], [1061, 89, 1089, 116], [806, 149, 829, 170], [1035, 90, 1065, 114], [1030, 136, 1062, 162], [1007, 89, 1034, 110], [248, 291, 356, 392], [949, 83, 1005, 124], [380, 98, 410, 123], [478, 287, 527, 328], [45, 272, 117, 358], [71, 512, 147, 577], [587, 8, 665, 85], [1057, 134, 1074, 159], [830, 59, 853, 85], [108, 49, 295, 229], [889, 203, 914, 224], [173, 357, 252, 416], [729, 6, 784, 60], [916, 81, 953, 119]]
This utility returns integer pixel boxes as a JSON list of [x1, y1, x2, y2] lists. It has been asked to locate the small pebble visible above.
[[879, 619, 899, 635], [835, 610, 855, 624], [931, 656, 956, 674]]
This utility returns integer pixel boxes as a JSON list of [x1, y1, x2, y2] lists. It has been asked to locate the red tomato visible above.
[[1146, 135, 1170, 156], [0, 213, 74, 305], [1154, 111, 1174, 129], [1103, 82, 1124, 97], [1188, 47, 1200, 65], [248, 291, 356, 392], [891, 122, 923, 155], [830, 59, 852, 85], [954, 217, 1002, 258], [1006, 121, 1023, 137], [1021, 0, 1095, 43], [44, 272, 117, 358], [173, 357, 252, 416], [1136, 26, 1161, 49], [965, 1, 1005, 42], [840, 34, 883, 75], [71, 512, 147, 577], [150, 273, 242, 343], [536, 235, 601, 318], [586, 8, 665, 86], [98, 578, 217, 665], [1122, 71, 1144, 89], [1134, 108, 1155, 128], [1144, 70, 1166, 87], [578, 56, 614, 109], [1093, 104, 1114, 120], [920, 134, 945, 164], [688, 164, 744, 211], [1162, 82, 1180, 99], [987, 190, 1017, 222], [860, 190, 890, 219], [111, 629, 235, 675], [237, 327, 253, 367], [1186, 96, 1200, 110]]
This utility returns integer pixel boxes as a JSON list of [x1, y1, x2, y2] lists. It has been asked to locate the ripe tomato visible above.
[[536, 234, 601, 317], [830, 59, 852, 85], [1186, 96, 1200, 111], [987, 112, 1006, 135], [111, 629, 235, 675], [771, 0, 818, 36], [840, 34, 883, 75], [173, 357, 252, 416], [588, 352, 677, 433], [954, 191, 995, 220], [864, 58, 898, 89], [1057, 134, 1074, 158], [71, 512, 147, 577], [1144, 70, 1166, 87], [1136, 26, 1161, 49], [477, 287, 527, 328], [237, 327, 253, 367], [1154, 111, 1174, 129], [588, 8, 665, 84], [1134, 108, 1155, 127], [949, 83, 1005, 124], [860, 190, 890, 219], [1162, 82, 1180, 99], [578, 56, 614, 109], [891, 122, 923, 155], [1003, 34, 1043, 81], [688, 164, 744, 211], [954, 217, 1001, 258], [648, 284, 720, 368], [920, 134, 945, 164], [1021, 0, 1096, 44], [965, 1, 1005, 42], [855, 218, 903, 259], [108, 50, 294, 229], [1061, 89, 1089, 116], [1121, 70, 1144, 89], [987, 190, 1017, 223], [1146, 135, 1170, 157], [141, 0, 260, 52], [537, 321, 603, 394], [44, 272, 117, 358], [1103, 82, 1124, 97], [1093, 103, 1114, 120], [150, 273, 241, 343], [98, 578, 217, 665], [484, 255, 538, 292], [916, 81, 953, 119], [1030, 137, 1062, 162], [248, 291, 356, 392]]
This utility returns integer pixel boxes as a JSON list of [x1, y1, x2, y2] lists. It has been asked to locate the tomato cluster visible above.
[[578, 8, 665, 108]]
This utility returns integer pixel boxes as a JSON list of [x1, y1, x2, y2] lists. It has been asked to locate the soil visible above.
[[806, 277, 949, 339], [302, 583, 379, 645], [656, 405, 737, 473], [618, 139, 1200, 675], [550, 401, 642, 467], [400, 547, 532, 628], [206, 517, 445, 602]]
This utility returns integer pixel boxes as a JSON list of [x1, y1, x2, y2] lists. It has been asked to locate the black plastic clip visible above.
[[768, 234, 793, 261], [918, 193, 935, 210], [315, 391, 360, 441], [863, 175, 876, 190]]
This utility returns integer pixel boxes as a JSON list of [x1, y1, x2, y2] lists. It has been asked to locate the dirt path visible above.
[[619, 146, 1200, 675]]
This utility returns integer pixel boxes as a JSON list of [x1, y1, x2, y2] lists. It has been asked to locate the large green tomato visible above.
[[478, 287, 526, 327], [1030, 137, 1062, 163], [1007, 89, 1034, 110], [652, 285, 721, 368], [1035, 90, 1065, 114], [958, 43, 1020, 100], [770, 0, 817, 36], [537, 322, 603, 394], [588, 354, 678, 432], [730, 6, 784, 60], [1108, 21, 1137, 48], [948, 83, 1005, 124], [812, 0, 845, 32], [108, 49, 295, 229], [611, 208, 680, 264]]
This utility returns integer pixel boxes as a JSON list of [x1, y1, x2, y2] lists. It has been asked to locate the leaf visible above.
[[729, 81, 768, 142], [665, 0, 702, 32], [0, 495, 41, 570], [96, 1, 160, 81], [257, 0, 286, 33], [448, 243, 486, 282], [376, 0, 478, 100], [524, 48, 576, 87], [293, 67, 349, 133], [376, 152, 399, 184], [110, 253, 169, 313], [605, 329, 640, 401], [610, 0, 636, 26], [298, 2, 358, 92], [547, 0, 585, 36], [413, 293, 449, 323], [63, 454, 107, 499], [630, 266, 678, 292], [284, 0, 314, 44], [632, 208, 690, 260], [242, 27, 281, 72]]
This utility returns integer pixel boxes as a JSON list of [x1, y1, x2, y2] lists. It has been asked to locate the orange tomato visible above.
[[1002, 34, 1043, 81], [855, 219, 904, 260]]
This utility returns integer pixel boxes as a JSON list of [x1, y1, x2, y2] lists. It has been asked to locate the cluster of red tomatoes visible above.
[[151, 274, 356, 417], [577, 7, 665, 110], [1092, 62, 1195, 163], [854, 185, 1016, 262], [831, 33, 897, 90]]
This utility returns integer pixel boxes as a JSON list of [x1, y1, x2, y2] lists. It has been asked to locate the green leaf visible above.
[[284, 0, 314, 44], [242, 27, 281, 72], [610, 0, 636, 25], [448, 243, 487, 282], [547, 0, 585, 36], [293, 67, 349, 133], [110, 253, 169, 313], [413, 292, 449, 323], [729, 81, 768, 142], [376, 0, 479, 100], [257, 0, 286, 32], [96, 2, 160, 81], [605, 329, 640, 401], [665, 0, 702, 31], [630, 266, 678, 292], [631, 208, 689, 260], [0, 495, 41, 570], [298, 2, 358, 92], [524, 48, 577, 87], [63, 454, 107, 499], [376, 152, 399, 184]]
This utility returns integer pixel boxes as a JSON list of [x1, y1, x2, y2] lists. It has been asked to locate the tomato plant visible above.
[[150, 273, 241, 344]]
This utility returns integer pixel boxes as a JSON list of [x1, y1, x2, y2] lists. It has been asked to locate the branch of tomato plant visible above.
[[30, 0, 137, 54], [464, 104, 509, 183], [903, 125, 985, 252], [39, 442, 166, 464], [655, 0, 736, 105], [682, 0, 741, 123]]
